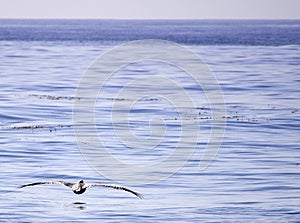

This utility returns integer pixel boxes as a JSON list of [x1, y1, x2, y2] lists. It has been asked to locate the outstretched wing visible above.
[[85, 183, 143, 199], [18, 181, 73, 189]]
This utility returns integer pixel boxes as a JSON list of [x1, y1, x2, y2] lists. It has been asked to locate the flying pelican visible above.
[[18, 180, 143, 199]]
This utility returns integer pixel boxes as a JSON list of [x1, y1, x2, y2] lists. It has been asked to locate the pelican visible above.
[[18, 180, 143, 198]]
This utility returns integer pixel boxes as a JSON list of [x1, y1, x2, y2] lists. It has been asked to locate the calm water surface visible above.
[[0, 20, 300, 222]]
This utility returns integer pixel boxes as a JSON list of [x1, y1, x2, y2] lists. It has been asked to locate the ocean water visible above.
[[0, 19, 300, 222]]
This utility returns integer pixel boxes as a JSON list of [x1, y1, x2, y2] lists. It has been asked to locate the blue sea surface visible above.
[[0, 20, 300, 222]]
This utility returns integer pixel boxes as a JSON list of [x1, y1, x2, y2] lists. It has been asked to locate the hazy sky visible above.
[[0, 0, 299, 19]]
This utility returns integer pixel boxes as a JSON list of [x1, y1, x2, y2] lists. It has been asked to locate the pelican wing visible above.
[[85, 183, 143, 199], [18, 181, 73, 189]]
